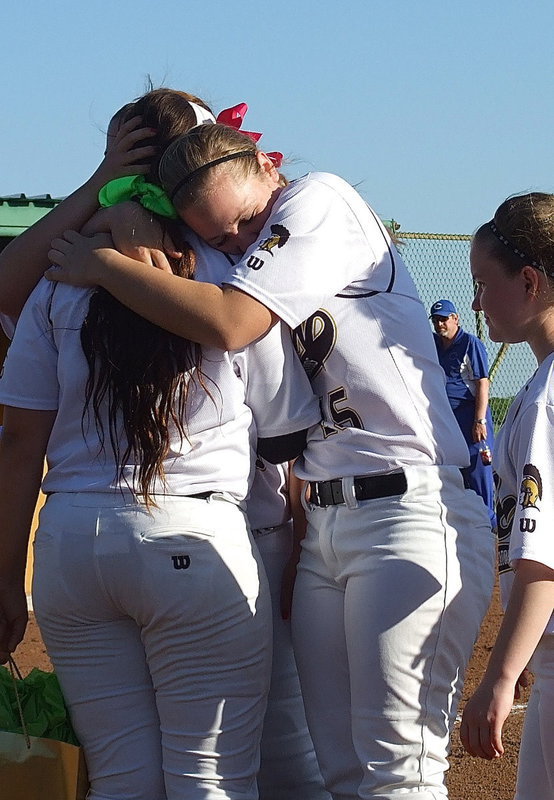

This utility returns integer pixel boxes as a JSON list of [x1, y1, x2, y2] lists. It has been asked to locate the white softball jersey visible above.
[[187, 232, 292, 530], [495, 352, 554, 634], [226, 171, 469, 482], [0, 278, 319, 503]]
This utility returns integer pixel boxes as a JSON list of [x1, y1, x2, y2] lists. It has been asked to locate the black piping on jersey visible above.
[[221, 208, 396, 299], [46, 281, 59, 328], [46, 282, 92, 339], [335, 205, 397, 298]]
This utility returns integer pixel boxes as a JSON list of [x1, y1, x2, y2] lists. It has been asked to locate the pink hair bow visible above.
[[216, 103, 283, 168], [266, 151, 283, 168], [216, 103, 262, 142]]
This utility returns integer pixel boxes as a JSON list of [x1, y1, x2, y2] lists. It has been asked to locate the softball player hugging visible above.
[[44, 120, 496, 799], [0, 225, 319, 800], [0, 92, 324, 800], [461, 193, 554, 800]]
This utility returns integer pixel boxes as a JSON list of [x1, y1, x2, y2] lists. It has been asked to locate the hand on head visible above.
[[92, 115, 158, 191], [46, 231, 116, 287], [94, 202, 180, 270], [46, 211, 180, 288]]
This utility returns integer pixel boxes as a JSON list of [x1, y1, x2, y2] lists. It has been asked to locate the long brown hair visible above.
[[81, 88, 215, 505], [126, 89, 214, 183]]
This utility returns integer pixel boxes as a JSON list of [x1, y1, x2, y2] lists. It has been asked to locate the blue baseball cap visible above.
[[429, 299, 457, 318]]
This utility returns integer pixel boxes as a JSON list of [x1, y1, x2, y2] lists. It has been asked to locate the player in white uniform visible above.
[[0, 260, 319, 800], [45, 123, 495, 800], [0, 94, 325, 800], [460, 193, 554, 800]]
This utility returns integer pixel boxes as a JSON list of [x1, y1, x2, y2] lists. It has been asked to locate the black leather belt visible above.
[[187, 491, 213, 500], [309, 471, 407, 507]]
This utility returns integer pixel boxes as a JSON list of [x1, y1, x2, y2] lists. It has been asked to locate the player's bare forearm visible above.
[[0, 117, 156, 317], [0, 408, 55, 575], [460, 559, 554, 759], [0, 407, 55, 660], [0, 181, 102, 316], [46, 234, 275, 350], [96, 258, 273, 350], [484, 559, 554, 685]]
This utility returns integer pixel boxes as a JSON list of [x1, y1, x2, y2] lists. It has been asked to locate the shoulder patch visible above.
[[258, 224, 290, 256], [519, 463, 542, 511]]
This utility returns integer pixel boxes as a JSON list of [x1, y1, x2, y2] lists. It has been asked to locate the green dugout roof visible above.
[[0, 195, 62, 237]]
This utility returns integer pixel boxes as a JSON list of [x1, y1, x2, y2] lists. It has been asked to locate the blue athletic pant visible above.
[[454, 403, 497, 529]]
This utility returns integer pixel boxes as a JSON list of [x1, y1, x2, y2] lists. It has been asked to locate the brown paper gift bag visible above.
[[0, 658, 88, 799], [0, 730, 88, 800]]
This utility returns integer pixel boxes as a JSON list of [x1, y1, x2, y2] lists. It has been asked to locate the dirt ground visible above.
[[15, 584, 525, 800]]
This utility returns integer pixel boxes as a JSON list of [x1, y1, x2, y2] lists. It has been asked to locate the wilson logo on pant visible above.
[[171, 555, 191, 570]]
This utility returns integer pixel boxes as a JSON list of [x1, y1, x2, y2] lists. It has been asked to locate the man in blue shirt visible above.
[[430, 299, 496, 528]]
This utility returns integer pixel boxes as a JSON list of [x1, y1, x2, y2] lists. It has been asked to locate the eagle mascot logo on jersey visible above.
[[259, 224, 290, 255]]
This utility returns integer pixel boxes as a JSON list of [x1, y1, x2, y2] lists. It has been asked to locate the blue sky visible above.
[[4, 0, 554, 234]]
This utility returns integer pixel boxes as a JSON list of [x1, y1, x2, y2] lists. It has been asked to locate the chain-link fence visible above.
[[397, 231, 536, 430]]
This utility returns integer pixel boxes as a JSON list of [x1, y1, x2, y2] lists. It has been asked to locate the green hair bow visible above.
[[98, 175, 178, 219]]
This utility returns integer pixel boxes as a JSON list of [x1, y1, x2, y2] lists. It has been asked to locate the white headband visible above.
[[188, 101, 216, 126]]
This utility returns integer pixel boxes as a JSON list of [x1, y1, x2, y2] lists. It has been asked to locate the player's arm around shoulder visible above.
[[0, 117, 156, 318]]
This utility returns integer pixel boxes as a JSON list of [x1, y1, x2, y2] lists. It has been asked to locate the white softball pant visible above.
[[292, 465, 495, 800], [515, 633, 554, 799], [252, 522, 330, 800], [32, 492, 272, 800]]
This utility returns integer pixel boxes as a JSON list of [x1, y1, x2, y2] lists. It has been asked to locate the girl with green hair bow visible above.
[[0, 88, 214, 316]]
